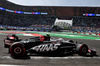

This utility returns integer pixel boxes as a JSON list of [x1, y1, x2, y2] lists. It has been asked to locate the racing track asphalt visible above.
[[0, 35, 100, 66]]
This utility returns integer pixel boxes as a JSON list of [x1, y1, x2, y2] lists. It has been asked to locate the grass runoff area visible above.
[[24, 31, 100, 40], [0, 30, 100, 40]]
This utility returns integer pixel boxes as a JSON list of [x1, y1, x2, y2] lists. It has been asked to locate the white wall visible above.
[[54, 18, 72, 29]]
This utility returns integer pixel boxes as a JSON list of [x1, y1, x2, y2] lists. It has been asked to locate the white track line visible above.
[[0, 64, 24, 66], [95, 39, 100, 40], [1, 56, 100, 59], [31, 56, 100, 59]]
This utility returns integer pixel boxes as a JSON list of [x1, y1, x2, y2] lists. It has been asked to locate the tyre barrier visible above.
[[72, 32, 100, 36]]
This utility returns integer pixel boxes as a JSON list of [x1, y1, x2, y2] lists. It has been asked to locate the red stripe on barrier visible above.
[[83, 33, 85, 34], [96, 33, 98, 35], [98, 34, 100, 36], [89, 33, 91, 35]]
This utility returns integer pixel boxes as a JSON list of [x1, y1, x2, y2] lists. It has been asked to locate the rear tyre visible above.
[[76, 44, 88, 56], [10, 43, 26, 58]]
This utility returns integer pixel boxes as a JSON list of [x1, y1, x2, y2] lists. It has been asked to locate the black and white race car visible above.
[[4, 34, 97, 58]]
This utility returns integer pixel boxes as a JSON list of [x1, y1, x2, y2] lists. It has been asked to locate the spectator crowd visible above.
[[0, 11, 56, 31], [0, 11, 56, 25], [72, 16, 100, 33], [0, 11, 100, 33]]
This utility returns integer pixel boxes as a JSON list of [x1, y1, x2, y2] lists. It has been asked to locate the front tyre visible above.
[[10, 44, 26, 58], [76, 44, 88, 56]]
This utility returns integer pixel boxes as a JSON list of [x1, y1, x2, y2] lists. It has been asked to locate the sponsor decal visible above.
[[22, 41, 29, 43], [32, 44, 60, 52]]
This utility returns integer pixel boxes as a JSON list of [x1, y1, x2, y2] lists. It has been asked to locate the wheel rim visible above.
[[82, 47, 87, 53], [79, 45, 88, 55], [10, 44, 25, 58], [14, 47, 22, 54]]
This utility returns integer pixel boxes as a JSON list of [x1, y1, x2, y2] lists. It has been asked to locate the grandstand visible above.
[[0, 0, 100, 32]]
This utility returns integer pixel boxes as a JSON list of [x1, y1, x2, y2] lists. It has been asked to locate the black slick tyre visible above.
[[10, 43, 26, 58], [76, 44, 88, 56]]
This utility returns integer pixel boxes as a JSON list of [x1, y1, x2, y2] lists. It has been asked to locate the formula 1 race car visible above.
[[4, 34, 97, 58]]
